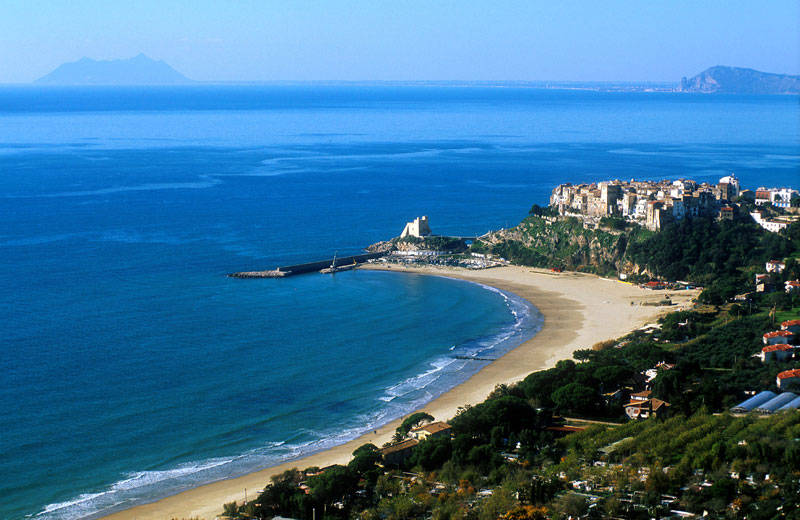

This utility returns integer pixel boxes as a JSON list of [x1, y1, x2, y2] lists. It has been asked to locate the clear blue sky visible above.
[[1, 0, 798, 83]]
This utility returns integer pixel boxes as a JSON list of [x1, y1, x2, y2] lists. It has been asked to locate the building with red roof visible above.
[[782, 320, 800, 334], [763, 330, 795, 345], [761, 344, 795, 363], [624, 398, 670, 420], [786, 280, 800, 294], [777, 369, 800, 390]]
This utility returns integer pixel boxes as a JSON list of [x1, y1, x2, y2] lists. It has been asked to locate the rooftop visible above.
[[411, 421, 451, 434], [379, 439, 419, 455], [764, 330, 794, 338], [762, 344, 794, 353], [777, 369, 800, 380]]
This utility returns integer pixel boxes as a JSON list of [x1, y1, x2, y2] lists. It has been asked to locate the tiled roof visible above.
[[782, 320, 800, 328], [764, 330, 794, 338], [411, 421, 451, 434], [762, 344, 794, 353], [777, 369, 800, 380], [379, 439, 419, 455]]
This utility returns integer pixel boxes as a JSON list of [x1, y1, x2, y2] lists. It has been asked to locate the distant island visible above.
[[35, 53, 193, 85], [32, 56, 799, 94], [680, 65, 800, 94]]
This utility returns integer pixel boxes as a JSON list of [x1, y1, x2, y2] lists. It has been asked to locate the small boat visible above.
[[320, 252, 357, 274]]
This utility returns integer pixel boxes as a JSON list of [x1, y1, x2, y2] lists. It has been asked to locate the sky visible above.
[[1, 0, 798, 83]]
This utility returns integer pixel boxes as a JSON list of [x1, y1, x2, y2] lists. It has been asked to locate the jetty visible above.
[[229, 252, 386, 278]]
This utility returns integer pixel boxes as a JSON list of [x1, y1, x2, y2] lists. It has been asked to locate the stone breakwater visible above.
[[229, 252, 386, 278]]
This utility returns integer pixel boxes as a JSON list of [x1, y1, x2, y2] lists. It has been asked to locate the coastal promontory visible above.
[[680, 66, 800, 94]]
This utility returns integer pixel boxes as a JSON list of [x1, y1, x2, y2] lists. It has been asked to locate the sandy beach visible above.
[[101, 265, 696, 520]]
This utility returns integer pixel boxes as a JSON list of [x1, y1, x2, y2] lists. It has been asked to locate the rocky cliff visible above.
[[680, 66, 800, 94], [472, 216, 652, 276]]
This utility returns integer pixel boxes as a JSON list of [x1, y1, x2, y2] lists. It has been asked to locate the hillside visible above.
[[680, 66, 800, 94], [35, 54, 193, 85]]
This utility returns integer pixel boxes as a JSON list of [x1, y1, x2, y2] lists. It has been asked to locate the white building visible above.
[[766, 260, 786, 273], [400, 216, 432, 238], [752, 212, 794, 233], [718, 174, 740, 198]]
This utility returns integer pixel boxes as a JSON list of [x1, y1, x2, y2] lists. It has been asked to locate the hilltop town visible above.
[[549, 175, 799, 232]]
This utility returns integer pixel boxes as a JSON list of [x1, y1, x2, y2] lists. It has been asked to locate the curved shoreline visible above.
[[100, 265, 697, 520]]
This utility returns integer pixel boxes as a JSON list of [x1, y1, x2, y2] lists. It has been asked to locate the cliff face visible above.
[[366, 235, 469, 253], [474, 216, 652, 276], [680, 66, 800, 94]]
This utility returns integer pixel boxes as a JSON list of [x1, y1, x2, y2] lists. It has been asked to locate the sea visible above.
[[0, 85, 798, 520]]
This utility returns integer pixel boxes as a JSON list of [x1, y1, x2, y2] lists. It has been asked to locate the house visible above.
[[776, 369, 800, 390], [755, 273, 775, 293], [782, 320, 800, 335], [760, 344, 795, 362], [625, 397, 670, 420], [786, 281, 800, 294], [379, 439, 419, 465], [408, 421, 451, 441], [629, 390, 652, 402], [644, 362, 675, 383], [763, 330, 795, 345], [718, 206, 735, 221], [766, 260, 786, 274]]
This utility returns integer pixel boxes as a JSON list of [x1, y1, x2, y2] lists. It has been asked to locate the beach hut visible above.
[[755, 392, 798, 414], [730, 391, 776, 413]]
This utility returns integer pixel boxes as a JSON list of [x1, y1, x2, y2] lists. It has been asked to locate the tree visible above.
[[349, 443, 382, 483], [222, 501, 239, 518], [308, 465, 359, 513], [529, 204, 552, 217], [409, 435, 452, 471], [551, 382, 599, 416], [394, 412, 434, 441]]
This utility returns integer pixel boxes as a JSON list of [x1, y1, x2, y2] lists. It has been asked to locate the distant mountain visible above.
[[35, 54, 193, 85], [680, 66, 800, 94]]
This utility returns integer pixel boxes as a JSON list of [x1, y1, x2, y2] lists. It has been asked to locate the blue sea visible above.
[[0, 86, 798, 520]]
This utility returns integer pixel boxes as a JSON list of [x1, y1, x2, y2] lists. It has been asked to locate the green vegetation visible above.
[[475, 216, 636, 275], [626, 217, 798, 303]]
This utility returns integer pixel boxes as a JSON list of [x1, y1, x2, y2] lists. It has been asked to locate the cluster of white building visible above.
[[550, 175, 740, 231], [550, 175, 799, 234], [755, 187, 799, 208]]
